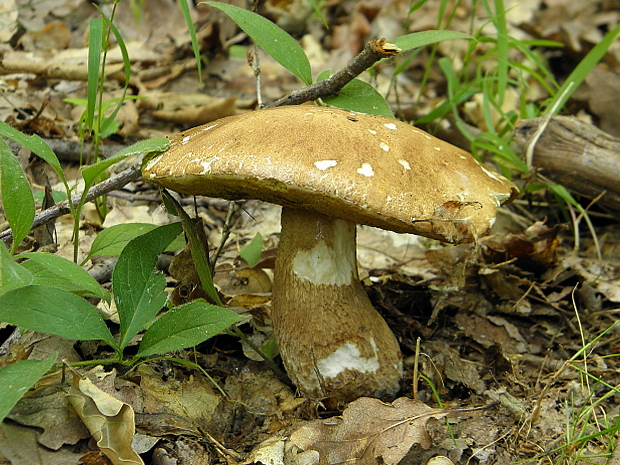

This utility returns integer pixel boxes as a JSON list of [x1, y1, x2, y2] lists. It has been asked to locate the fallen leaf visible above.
[[67, 372, 143, 465], [289, 397, 448, 465]]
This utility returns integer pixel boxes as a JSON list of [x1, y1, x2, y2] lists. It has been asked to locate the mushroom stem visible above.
[[272, 207, 402, 400]]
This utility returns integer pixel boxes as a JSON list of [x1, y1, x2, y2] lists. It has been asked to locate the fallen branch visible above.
[[514, 116, 620, 212]]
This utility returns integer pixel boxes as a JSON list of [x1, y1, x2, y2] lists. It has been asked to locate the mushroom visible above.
[[142, 105, 517, 401]]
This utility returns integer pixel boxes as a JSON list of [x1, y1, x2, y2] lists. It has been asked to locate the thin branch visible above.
[[267, 38, 401, 108], [1, 164, 142, 244]]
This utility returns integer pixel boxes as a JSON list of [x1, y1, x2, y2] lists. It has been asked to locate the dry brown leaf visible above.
[[67, 373, 143, 465], [6, 385, 89, 450], [289, 397, 448, 465], [0, 422, 85, 465]]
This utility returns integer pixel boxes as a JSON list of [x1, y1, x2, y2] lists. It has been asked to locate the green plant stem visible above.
[[225, 326, 292, 388], [161, 190, 223, 306]]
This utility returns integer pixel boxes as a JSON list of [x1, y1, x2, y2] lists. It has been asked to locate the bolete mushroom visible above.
[[142, 105, 517, 401]]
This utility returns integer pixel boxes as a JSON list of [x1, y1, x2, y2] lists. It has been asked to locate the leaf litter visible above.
[[2, 0, 620, 464]]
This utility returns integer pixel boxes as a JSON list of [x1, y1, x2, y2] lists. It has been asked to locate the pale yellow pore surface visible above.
[[143, 106, 517, 243]]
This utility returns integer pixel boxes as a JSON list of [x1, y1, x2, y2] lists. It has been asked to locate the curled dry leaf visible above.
[[289, 397, 448, 465], [67, 373, 143, 465]]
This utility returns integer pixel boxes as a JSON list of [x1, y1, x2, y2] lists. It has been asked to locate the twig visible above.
[[209, 201, 237, 271], [267, 38, 401, 108], [0, 164, 142, 244]]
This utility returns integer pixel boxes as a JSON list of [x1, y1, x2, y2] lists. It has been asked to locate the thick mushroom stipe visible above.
[[273, 208, 402, 399], [142, 105, 518, 401]]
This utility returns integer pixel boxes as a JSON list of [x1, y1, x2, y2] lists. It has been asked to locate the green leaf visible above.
[[0, 122, 65, 182], [323, 79, 394, 117], [0, 285, 117, 348], [86, 18, 103, 131], [95, 9, 132, 137], [113, 222, 184, 350], [86, 222, 184, 262], [0, 355, 56, 422], [81, 138, 169, 188], [239, 233, 263, 267], [0, 244, 34, 296], [20, 252, 109, 302], [545, 20, 620, 116], [390, 30, 474, 52], [204, 2, 312, 85], [178, 0, 203, 88], [137, 300, 241, 357], [0, 139, 35, 254]]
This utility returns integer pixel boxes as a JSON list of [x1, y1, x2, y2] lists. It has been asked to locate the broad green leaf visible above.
[[0, 139, 35, 254], [20, 252, 109, 302], [204, 2, 312, 85], [0, 122, 64, 181], [239, 233, 263, 267], [390, 30, 474, 52], [0, 355, 56, 422], [86, 222, 184, 262], [138, 301, 241, 357], [113, 222, 183, 350], [0, 244, 33, 295], [81, 138, 169, 188], [323, 79, 394, 117], [0, 285, 117, 348]]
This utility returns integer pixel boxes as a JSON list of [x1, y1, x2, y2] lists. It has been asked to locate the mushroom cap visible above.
[[143, 105, 517, 243]]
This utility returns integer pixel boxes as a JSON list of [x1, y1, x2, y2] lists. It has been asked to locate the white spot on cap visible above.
[[317, 339, 380, 379], [398, 159, 411, 170], [357, 163, 375, 177], [367, 129, 377, 135], [434, 146, 441, 151], [181, 136, 191, 145], [379, 142, 390, 152], [201, 124, 217, 132], [384, 122, 397, 130], [314, 159, 338, 171]]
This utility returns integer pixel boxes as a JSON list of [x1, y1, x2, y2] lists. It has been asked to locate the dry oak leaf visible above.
[[289, 397, 448, 465], [67, 373, 143, 465]]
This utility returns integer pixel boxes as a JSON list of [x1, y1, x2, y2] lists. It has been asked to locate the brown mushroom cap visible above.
[[143, 106, 516, 243]]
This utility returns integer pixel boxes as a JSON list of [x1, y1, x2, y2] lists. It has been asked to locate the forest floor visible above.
[[1, 0, 620, 464]]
